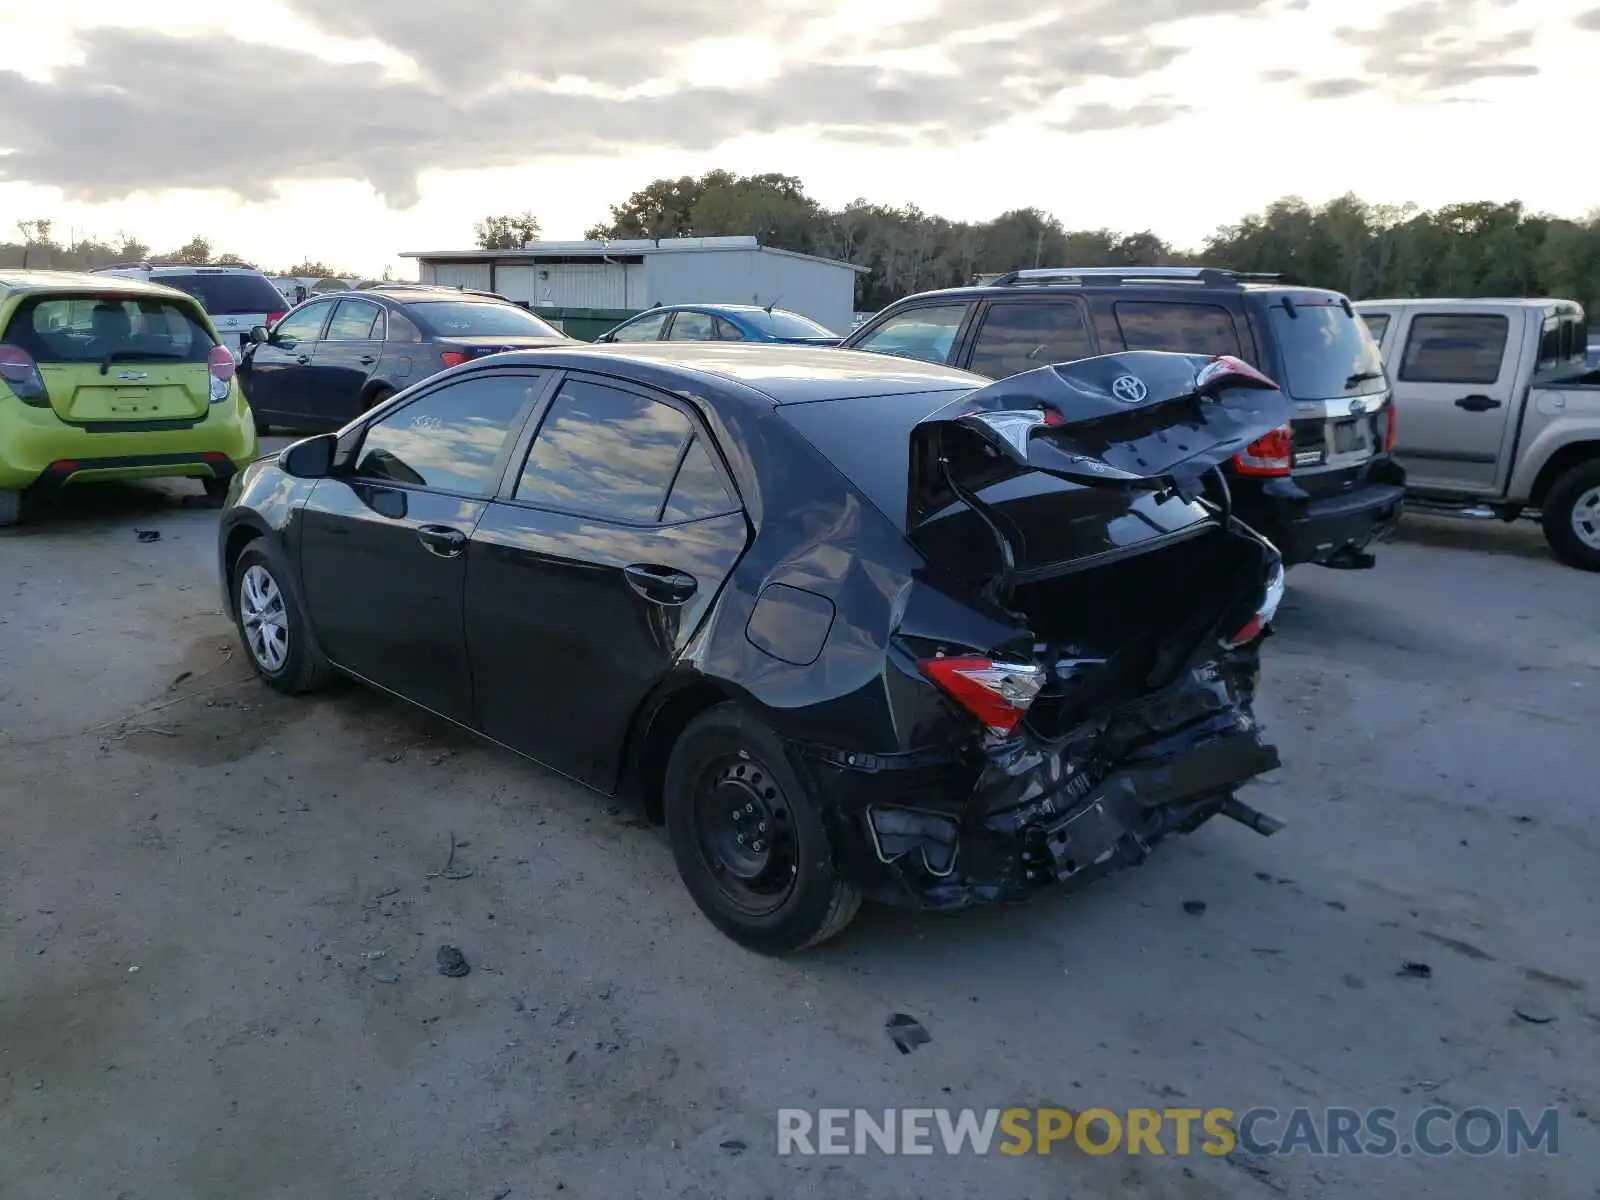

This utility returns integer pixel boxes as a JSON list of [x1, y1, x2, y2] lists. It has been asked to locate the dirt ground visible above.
[[1, 461, 1596, 1200]]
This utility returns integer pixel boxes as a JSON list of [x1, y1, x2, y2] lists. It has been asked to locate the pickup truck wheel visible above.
[[1541, 460, 1600, 572]]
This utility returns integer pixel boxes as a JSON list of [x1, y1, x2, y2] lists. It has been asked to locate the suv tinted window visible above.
[[272, 300, 334, 343], [515, 379, 692, 523], [1267, 301, 1387, 399], [967, 301, 1094, 379], [853, 304, 969, 364], [355, 373, 538, 493], [1398, 315, 1508, 384], [6, 294, 215, 364], [325, 299, 383, 341], [158, 272, 286, 315], [610, 312, 667, 343], [1114, 301, 1243, 356], [663, 436, 737, 522]]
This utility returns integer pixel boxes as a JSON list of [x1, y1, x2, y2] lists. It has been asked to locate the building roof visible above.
[[399, 236, 869, 273]]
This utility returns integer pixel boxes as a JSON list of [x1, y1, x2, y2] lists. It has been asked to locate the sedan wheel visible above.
[[240, 563, 290, 672], [230, 542, 333, 694]]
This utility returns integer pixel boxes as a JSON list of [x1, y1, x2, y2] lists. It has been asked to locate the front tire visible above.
[[203, 476, 231, 503], [664, 704, 861, 955], [1540, 459, 1600, 572], [231, 543, 333, 694]]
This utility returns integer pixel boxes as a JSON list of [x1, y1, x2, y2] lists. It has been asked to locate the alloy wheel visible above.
[[1570, 484, 1600, 552], [239, 564, 289, 672]]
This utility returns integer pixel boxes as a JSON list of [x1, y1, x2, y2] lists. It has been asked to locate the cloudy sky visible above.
[[2, 0, 1595, 275]]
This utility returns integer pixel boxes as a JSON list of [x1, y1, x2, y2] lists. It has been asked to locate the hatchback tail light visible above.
[[1231, 425, 1293, 476], [919, 656, 1044, 736], [207, 344, 236, 403], [440, 351, 470, 368], [0, 343, 49, 407]]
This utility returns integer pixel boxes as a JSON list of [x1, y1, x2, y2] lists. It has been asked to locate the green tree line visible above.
[[0, 220, 349, 278]]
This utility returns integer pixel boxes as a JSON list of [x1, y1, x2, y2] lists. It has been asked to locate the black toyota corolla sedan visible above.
[[217, 343, 1290, 954]]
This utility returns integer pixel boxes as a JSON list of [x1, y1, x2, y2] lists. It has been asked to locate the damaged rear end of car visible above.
[[799, 351, 1291, 910]]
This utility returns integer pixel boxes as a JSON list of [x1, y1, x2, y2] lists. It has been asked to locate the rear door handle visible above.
[[358, 354, 377, 366], [1455, 394, 1501, 411], [417, 524, 468, 558], [623, 563, 698, 604]]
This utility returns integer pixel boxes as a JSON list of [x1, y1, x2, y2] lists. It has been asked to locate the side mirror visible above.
[[248, 325, 270, 345], [279, 432, 337, 479]]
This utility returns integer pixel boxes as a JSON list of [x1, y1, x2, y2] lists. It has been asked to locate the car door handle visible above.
[[416, 524, 468, 558], [623, 563, 698, 604], [358, 354, 377, 365], [1455, 394, 1501, 411], [296, 354, 311, 365]]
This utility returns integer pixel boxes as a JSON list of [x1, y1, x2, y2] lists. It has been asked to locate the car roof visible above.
[[876, 278, 1348, 306], [94, 263, 268, 276], [1355, 297, 1584, 315], [473, 342, 984, 405], [643, 303, 805, 317], [0, 268, 198, 301]]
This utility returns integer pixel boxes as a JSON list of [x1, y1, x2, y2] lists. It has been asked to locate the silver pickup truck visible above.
[[1353, 298, 1600, 571]]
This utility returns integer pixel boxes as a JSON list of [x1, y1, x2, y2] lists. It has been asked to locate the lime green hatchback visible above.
[[0, 270, 259, 525]]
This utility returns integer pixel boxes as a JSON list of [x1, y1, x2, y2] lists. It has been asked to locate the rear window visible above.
[[3, 294, 215, 364], [411, 301, 562, 338], [750, 309, 836, 338], [157, 272, 287, 315], [1266, 301, 1388, 399]]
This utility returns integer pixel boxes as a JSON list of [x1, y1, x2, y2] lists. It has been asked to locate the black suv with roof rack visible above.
[[839, 266, 1406, 569]]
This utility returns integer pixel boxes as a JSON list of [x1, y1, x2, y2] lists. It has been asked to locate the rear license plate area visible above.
[[1330, 418, 1373, 455]]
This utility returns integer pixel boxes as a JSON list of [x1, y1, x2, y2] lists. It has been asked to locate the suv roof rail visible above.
[[90, 262, 154, 273], [983, 266, 1282, 288]]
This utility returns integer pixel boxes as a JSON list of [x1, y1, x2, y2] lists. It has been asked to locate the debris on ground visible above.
[[719, 1140, 747, 1155], [134, 529, 161, 543], [1398, 961, 1433, 979], [426, 831, 474, 881], [436, 945, 470, 978], [1514, 1006, 1556, 1025], [887, 1012, 931, 1055], [1182, 900, 1208, 915]]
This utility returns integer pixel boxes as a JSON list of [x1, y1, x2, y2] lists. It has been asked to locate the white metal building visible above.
[[399, 236, 866, 335]]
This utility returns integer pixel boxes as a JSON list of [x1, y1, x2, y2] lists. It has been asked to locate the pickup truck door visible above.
[[1387, 305, 1525, 495]]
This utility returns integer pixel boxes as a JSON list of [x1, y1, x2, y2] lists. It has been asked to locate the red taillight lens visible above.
[[1383, 402, 1398, 451], [919, 656, 1045, 736], [1232, 425, 1293, 476], [265, 311, 285, 328], [440, 351, 470, 368], [207, 344, 237, 381], [0, 343, 48, 406]]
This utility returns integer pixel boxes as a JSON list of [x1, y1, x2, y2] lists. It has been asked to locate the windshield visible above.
[[1266, 301, 1388, 399], [4, 294, 215, 364], [158, 272, 287, 315], [411, 301, 562, 338], [751, 309, 836, 338]]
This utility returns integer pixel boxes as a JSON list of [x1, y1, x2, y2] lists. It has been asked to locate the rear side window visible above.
[[714, 318, 745, 341], [388, 311, 423, 343], [4, 294, 215, 364], [852, 304, 969, 364], [1114, 302, 1243, 357], [515, 379, 692, 524], [667, 312, 716, 341], [1360, 313, 1390, 343], [1397, 315, 1508, 384], [663, 436, 737, 522], [1539, 319, 1561, 367], [157, 272, 287, 315], [325, 299, 383, 341], [354, 373, 539, 494], [967, 301, 1094, 379]]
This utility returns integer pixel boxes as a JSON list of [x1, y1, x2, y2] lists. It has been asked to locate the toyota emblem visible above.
[[1110, 375, 1148, 404]]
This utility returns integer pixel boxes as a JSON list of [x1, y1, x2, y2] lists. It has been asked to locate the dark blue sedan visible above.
[[595, 304, 840, 346]]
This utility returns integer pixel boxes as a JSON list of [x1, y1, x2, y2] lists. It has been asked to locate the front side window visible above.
[[967, 301, 1094, 379], [4, 294, 216, 364], [852, 304, 970, 364], [354, 373, 539, 494], [515, 379, 692, 523], [1397, 314, 1509, 385], [609, 312, 668, 343], [272, 301, 334, 343], [1114, 301, 1243, 357], [667, 312, 716, 341], [325, 300, 383, 341]]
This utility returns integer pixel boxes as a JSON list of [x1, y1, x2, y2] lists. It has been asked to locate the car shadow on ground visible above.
[[7, 479, 220, 534], [1386, 512, 1552, 561]]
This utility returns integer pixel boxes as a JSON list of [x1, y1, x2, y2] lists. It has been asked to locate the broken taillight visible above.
[[0, 343, 49, 407], [919, 656, 1044, 736], [1231, 425, 1293, 476]]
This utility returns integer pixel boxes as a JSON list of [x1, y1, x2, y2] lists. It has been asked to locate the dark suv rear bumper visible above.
[[1234, 456, 1406, 568]]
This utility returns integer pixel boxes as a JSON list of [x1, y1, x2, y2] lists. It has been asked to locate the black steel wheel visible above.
[[664, 703, 860, 954]]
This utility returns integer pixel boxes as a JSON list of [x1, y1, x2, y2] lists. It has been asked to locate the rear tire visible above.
[[252, 409, 271, 435], [0, 488, 21, 527], [230, 543, 334, 695], [664, 703, 861, 955], [1540, 459, 1600, 572]]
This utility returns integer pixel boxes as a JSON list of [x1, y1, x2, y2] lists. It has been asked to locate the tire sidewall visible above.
[[1543, 462, 1600, 571], [231, 544, 315, 690], [664, 704, 847, 954]]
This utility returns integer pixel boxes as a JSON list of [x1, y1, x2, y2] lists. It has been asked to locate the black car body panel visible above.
[[839, 269, 1405, 568], [219, 343, 1287, 920]]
